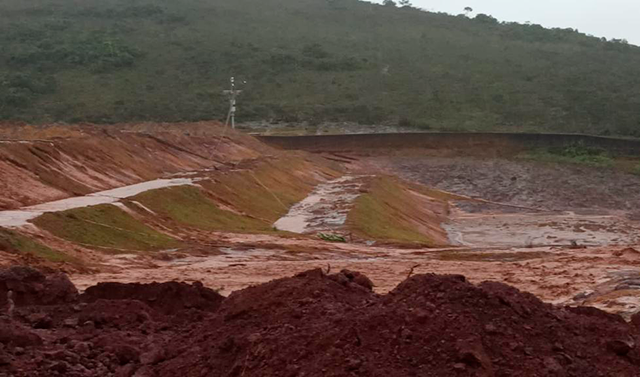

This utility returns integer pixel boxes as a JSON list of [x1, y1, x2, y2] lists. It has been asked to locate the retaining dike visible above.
[[259, 133, 640, 156]]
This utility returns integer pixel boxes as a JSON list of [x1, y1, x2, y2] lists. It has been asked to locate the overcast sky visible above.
[[374, 0, 640, 45]]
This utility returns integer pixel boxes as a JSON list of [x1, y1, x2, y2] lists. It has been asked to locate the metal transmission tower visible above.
[[222, 77, 243, 129]]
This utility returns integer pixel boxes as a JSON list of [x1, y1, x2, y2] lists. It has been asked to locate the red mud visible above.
[[0, 122, 265, 210], [82, 281, 224, 315], [1, 267, 640, 376], [0, 266, 77, 307]]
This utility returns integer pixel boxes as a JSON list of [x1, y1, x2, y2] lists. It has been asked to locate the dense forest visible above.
[[1, 0, 640, 136]]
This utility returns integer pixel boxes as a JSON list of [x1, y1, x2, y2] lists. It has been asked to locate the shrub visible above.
[[525, 141, 614, 166], [8, 35, 139, 72], [318, 233, 347, 243]]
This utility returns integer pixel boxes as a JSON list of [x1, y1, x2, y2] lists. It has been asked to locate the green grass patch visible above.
[[132, 185, 273, 233], [200, 160, 317, 222], [203, 162, 313, 222], [522, 142, 614, 167], [32, 204, 178, 252], [347, 177, 445, 246], [0, 227, 73, 263]]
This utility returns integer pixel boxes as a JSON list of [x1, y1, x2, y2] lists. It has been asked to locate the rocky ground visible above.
[[2, 266, 640, 377]]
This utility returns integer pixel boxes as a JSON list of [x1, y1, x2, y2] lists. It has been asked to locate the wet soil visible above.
[[1, 127, 640, 375], [274, 175, 366, 234], [365, 155, 640, 248], [0, 178, 202, 228], [374, 156, 640, 216], [444, 210, 640, 247], [0, 122, 264, 211], [69, 232, 640, 319], [2, 266, 640, 377]]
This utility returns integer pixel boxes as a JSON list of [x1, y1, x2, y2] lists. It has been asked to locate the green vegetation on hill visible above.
[[347, 176, 447, 246], [32, 204, 179, 252], [520, 141, 640, 175], [200, 162, 320, 222], [0, 227, 73, 262], [522, 142, 615, 167], [131, 186, 273, 233], [2, 0, 640, 136]]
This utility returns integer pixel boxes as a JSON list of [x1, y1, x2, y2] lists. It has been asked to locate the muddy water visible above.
[[444, 208, 640, 248], [376, 155, 640, 216], [274, 175, 365, 234], [366, 155, 640, 248], [69, 240, 640, 318], [0, 178, 200, 227]]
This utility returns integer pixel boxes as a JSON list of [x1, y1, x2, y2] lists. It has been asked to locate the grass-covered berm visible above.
[[0, 121, 346, 269], [24, 155, 342, 258], [31, 204, 180, 253], [0, 228, 73, 264], [2, 266, 640, 376], [0, 121, 476, 273], [347, 176, 464, 247]]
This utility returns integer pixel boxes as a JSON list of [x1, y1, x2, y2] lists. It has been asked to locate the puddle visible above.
[[274, 175, 365, 234], [0, 178, 200, 227]]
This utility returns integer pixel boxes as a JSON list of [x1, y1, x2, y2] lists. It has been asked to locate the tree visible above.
[[399, 0, 412, 8], [383, 0, 397, 7], [474, 13, 498, 24], [464, 6, 473, 15]]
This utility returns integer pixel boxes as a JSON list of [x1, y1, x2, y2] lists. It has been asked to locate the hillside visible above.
[[2, 0, 640, 136]]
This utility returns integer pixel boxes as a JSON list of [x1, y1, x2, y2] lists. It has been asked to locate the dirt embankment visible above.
[[0, 122, 347, 270], [0, 122, 265, 210], [272, 174, 453, 247], [346, 176, 454, 247], [260, 133, 640, 157], [1, 266, 640, 376], [262, 133, 640, 219]]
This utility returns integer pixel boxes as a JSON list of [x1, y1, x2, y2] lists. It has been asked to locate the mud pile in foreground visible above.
[[1, 267, 639, 376]]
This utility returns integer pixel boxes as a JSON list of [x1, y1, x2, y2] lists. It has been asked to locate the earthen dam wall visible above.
[[259, 133, 640, 156]]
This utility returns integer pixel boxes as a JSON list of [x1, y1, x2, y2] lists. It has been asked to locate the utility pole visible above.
[[223, 77, 242, 129]]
